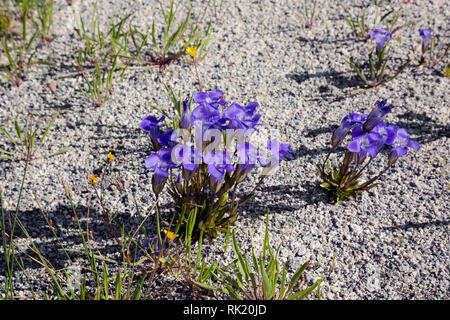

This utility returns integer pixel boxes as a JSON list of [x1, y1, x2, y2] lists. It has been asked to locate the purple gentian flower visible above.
[[179, 100, 191, 129], [347, 126, 381, 158], [172, 144, 201, 172], [267, 140, 293, 161], [175, 172, 185, 193], [363, 99, 394, 132], [332, 113, 368, 147], [235, 142, 258, 179], [370, 122, 390, 149], [419, 28, 434, 49], [370, 28, 392, 51], [145, 148, 179, 193], [140, 115, 165, 146], [258, 140, 293, 172], [203, 150, 234, 184], [385, 126, 420, 163], [193, 90, 227, 108], [191, 103, 222, 131], [157, 129, 180, 148], [142, 237, 165, 257], [222, 102, 263, 131]]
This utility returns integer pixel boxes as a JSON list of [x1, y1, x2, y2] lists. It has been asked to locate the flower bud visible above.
[[152, 173, 167, 195]]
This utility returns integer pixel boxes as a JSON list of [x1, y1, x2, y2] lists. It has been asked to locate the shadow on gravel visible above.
[[295, 36, 356, 45], [395, 111, 450, 145], [286, 71, 362, 90], [68, 122, 147, 157], [290, 145, 346, 160], [382, 220, 450, 231], [241, 182, 328, 214], [0, 205, 143, 271]]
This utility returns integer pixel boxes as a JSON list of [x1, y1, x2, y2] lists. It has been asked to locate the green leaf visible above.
[[259, 258, 272, 300], [131, 275, 146, 300], [387, 59, 410, 81], [287, 278, 324, 300], [14, 115, 22, 142], [347, 59, 367, 83], [0, 147, 14, 155], [262, 210, 270, 258], [320, 182, 331, 189], [279, 265, 287, 299], [0, 155, 15, 160], [149, 103, 171, 119], [49, 147, 71, 157], [232, 230, 249, 281], [151, 21, 157, 47], [286, 261, 309, 295], [2, 37, 17, 73], [190, 279, 221, 291], [102, 262, 109, 299], [114, 273, 122, 300], [215, 267, 245, 298], [38, 112, 58, 149], [379, 10, 393, 24]]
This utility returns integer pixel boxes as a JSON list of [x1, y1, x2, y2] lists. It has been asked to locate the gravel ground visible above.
[[0, 0, 449, 300]]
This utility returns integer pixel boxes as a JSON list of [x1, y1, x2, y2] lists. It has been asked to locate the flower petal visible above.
[[348, 140, 361, 152], [407, 139, 420, 151]]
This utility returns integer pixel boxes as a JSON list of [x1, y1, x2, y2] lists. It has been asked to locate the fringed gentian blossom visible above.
[[419, 28, 434, 51], [363, 99, 394, 132], [142, 237, 165, 258], [140, 115, 165, 148], [386, 126, 420, 165], [222, 102, 263, 131], [370, 28, 392, 51], [332, 113, 367, 147], [145, 148, 178, 194], [203, 150, 235, 186], [318, 99, 419, 202]]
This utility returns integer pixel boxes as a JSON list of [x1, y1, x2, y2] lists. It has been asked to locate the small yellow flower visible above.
[[107, 152, 115, 160], [186, 46, 197, 57], [163, 229, 179, 241], [90, 175, 100, 185]]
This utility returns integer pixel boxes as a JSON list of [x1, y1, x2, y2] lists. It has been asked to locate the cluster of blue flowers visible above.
[[318, 99, 420, 202], [333, 99, 420, 165], [140, 90, 292, 196]]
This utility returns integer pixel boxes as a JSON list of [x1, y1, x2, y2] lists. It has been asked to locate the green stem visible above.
[[193, 59, 203, 92], [155, 196, 163, 249], [94, 186, 121, 248], [344, 156, 373, 189], [321, 146, 335, 173], [356, 162, 393, 191], [5, 151, 29, 298]]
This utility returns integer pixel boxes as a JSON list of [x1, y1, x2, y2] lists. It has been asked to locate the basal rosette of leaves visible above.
[[318, 99, 420, 203], [141, 90, 292, 239]]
